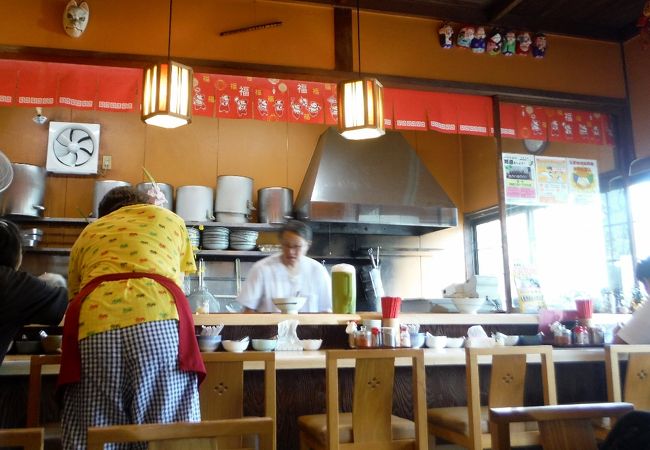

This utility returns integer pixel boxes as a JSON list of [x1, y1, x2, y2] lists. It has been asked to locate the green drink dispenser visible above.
[[332, 263, 356, 313]]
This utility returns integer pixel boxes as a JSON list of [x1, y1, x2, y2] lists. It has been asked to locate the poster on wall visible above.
[[512, 262, 546, 313], [568, 158, 600, 205], [503, 153, 537, 205], [535, 156, 569, 204]]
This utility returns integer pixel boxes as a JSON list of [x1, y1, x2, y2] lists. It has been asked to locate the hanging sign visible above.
[[213, 74, 254, 119], [57, 64, 97, 110], [426, 92, 458, 134], [0, 60, 17, 105], [568, 158, 600, 205], [96, 66, 140, 112], [503, 152, 537, 205], [535, 156, 569, 204], [192, 73, 215, 117], [15, 61, 56, 106], [392, 89, 428, 130]]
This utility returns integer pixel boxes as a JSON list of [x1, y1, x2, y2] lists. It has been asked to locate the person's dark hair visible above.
[[636, 257, 650, 281], [0, 219, 22, 268], [280, 220, 313, 243], [98, 186, 150, 218]]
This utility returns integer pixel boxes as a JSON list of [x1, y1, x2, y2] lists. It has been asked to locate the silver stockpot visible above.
[[93, 180, 131, 218], [257, 187, 293, 224], [136, 182, 174, 210], [0, 163, 46, 217]]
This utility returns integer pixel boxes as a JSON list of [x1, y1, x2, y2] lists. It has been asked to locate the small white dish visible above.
[[252, 339, 278, 351], [222, 338, 249, 352], [300, 339, 322, 350], [445, 337, 465, 348], [426, 335, 448, 349]]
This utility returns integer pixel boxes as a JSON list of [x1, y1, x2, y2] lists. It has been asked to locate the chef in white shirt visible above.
[[236, 220, 332, 313]]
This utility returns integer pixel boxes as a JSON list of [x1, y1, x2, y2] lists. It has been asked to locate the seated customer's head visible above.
[[636, 257, 650, 294], [98, 186, 150, 218], [0, 219, 23, 269]]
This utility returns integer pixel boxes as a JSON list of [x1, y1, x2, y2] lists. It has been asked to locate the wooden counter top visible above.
[[190, 312, 626, 326], [0, 346, 607, 376]]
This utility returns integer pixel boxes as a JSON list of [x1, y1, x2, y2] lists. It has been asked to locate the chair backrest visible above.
[[0, 427, 44, 450], [605, 344, 650, 410], [466, 345, 557, 450], [200, 351, 276, 450], [27, 355, 61, 427], [86, 418, 274, 450], [489, 402, 634, 450], [325, 348, 427, 450]]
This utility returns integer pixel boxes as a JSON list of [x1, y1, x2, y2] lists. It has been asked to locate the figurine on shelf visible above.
[[502, 30, 516, 56], [457, 25, 475, 48], [486, 29, 503, 56], [438, 22, 454, 49], [638, 1, 650, 49], [532, 33, 547, 58], [516, 31, 533, 56], [470, 26, 487, 53]]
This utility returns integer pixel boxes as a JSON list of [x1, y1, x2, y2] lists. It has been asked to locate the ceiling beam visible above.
[[488, 0, 525, 22]]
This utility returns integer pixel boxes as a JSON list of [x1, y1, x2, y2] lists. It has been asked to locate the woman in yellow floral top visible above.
[[61, 186, 202, 450]]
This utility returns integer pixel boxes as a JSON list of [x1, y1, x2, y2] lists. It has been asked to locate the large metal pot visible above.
[[136, 182, 174, 211], [0, 163, 46, 217], [93, 180, 131, 218], [176, 185, 214, 221], [215, 175, 254, 223], [258, 187, 293, 224]]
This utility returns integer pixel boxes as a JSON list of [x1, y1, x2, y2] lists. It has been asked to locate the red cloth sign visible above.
[[284, 80, 325, 124], [515, 105, 547, 140], [426, 92, 458, 134], [498, 103, 518, 137], [0, 60, 17, 105], [57, 64, 97, 110], [192, 73, 214, 117], [323, 83, 338, 126], [252, 78, 287, 122], [392, 88, 428, 130], [96, 66, 140, 112], [456, 94, 493, 136], [213, 74, 253, 119], [15, 60, 56, 106]]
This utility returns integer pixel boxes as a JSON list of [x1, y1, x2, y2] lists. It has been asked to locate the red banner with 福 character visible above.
[[213, 74, 254, 120]]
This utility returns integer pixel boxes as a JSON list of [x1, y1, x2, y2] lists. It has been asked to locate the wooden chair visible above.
[[200, 351, 276, 450], [427, 345, 557, 450], [297, 348, 427, 450], [605, 344, 650, 410], [86, 418, 274, 450], [0, 427, 44, 450], [488, 402, 634, 450], [26, 355, 62, 449]]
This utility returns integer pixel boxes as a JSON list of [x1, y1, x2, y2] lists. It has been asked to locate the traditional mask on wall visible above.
[[63, 0, 90, 38]]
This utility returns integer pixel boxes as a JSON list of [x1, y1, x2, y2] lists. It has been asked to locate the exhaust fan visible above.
[[46, 122, 100, 175]]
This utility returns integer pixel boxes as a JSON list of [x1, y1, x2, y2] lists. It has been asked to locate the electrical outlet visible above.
[[102, 155, 112, 170]]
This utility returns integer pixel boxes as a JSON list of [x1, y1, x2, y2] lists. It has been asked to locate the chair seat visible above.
[[298, 412, 415, 446], [428, 406, 538, 436]]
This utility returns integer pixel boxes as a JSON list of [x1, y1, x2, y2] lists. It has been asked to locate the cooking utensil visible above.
[[93, 180, 130, 218], [175, 185, 214, 221], [0, 163, 46, 217], [257, 187, 293, 223], [215, 175, 254, 223]]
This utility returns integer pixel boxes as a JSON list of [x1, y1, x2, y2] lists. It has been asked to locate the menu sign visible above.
[[503, 153, 537, 205], [535, 156, 569, 204], [503, 154, 599, 206], [568, 158, 600, 205]]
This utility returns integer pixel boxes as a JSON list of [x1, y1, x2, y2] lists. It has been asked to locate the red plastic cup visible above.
[[575, 299, 593, 319]]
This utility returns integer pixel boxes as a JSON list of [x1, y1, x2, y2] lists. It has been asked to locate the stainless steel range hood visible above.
[[295, 128, 458, 235]]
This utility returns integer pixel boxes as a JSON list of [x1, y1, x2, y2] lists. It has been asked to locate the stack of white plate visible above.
[[202, 226, 230, 250], [186, 227, 200, 249], [229, 230, 258, 251]]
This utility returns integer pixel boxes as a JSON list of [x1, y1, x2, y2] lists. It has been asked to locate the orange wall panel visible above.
[[625, 36, 650, 159], [362, 13, 625, 98]]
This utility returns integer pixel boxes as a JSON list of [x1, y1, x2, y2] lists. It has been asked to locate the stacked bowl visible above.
[[202, 226, 229, 250], [229, 230, 258, 250], [186, 227, 200, 249], [21, 228, 43, 248]]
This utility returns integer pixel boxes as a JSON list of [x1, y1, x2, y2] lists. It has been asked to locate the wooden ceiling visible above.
[[285, 0, 646, 42]]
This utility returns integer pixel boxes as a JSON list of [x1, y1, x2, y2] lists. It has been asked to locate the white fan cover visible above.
[[46, 122, 100, 175]]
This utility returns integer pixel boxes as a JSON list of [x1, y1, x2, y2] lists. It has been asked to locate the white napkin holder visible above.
[[277, 319, 303, 351]]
